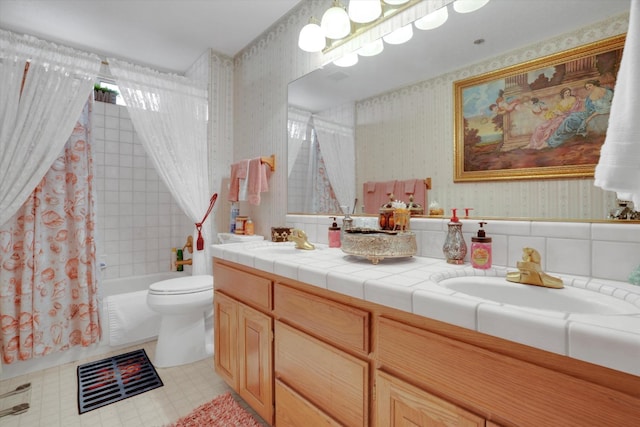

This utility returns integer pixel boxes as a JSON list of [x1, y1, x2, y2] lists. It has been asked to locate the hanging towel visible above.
[[247, 158, 271, 205], [594, 0, 640, 206], [403, 179, 418, 195], [365, 181, 376, 193], [384, 180, 396, 195], [228, 159, 249, 202]]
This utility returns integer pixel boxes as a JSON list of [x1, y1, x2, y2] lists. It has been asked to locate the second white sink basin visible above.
[[439, 276, 639, 315]]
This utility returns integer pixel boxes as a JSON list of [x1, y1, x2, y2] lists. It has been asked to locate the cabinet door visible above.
[[238, 302, 273, 425], [375, 371, 484, 427], [214, 291, 238, 390]]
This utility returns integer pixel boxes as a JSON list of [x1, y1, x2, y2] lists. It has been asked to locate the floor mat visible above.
[[77, 348, 163, 414]]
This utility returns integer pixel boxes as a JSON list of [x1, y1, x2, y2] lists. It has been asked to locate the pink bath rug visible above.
[[169, 392, 262, 427]]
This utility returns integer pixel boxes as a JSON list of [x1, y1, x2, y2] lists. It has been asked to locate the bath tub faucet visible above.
[[176, 235, 194, 267]]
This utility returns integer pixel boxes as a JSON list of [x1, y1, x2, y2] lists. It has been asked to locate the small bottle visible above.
[[443, 208, 467, 264], [245, 218, 254, 236], [230, 203, 239, 233], [176, 249, 183, 272], [471, 221, 492, 269], [170, 247, 177, 272], [328, 217, 341, 248]]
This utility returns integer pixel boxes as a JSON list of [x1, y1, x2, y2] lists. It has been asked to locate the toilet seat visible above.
[[148, 275, 213, 295]]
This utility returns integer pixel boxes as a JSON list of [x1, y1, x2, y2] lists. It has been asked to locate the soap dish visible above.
[[341, 231, 417, 264]]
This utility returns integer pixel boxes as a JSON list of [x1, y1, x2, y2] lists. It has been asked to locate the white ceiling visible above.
[[0, 0, 302, 73]]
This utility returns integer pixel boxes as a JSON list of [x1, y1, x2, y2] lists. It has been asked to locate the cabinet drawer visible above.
[[375, 370, 484, 427], [215, 262, 272, 311], [274, 283, 369, 355], [275, 380, 341, 427], [275, 321, 368, 427]]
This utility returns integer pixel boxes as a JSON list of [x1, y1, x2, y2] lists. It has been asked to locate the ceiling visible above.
[[289, 0, 631, 112], [0, 0, 302, 73]]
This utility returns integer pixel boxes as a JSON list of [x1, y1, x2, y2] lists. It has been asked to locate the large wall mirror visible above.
[[287, 0, 631, 220]]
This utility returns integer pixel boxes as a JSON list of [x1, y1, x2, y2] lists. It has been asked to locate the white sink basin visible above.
[[439, 277, 639, 315]]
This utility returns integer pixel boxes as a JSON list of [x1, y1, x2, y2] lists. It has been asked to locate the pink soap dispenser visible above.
[[471, 221, 492, 269], [328, 217, 341, 248]]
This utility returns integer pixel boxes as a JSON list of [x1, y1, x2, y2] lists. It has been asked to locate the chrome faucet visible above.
[[287, 229, 315, 250], [506, 247, 563, 288]]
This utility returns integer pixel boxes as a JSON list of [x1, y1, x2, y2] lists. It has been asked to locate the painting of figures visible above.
[[454, 35, 625, 182]]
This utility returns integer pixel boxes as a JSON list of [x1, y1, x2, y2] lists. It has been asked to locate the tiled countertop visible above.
[[211, 240, 640, 377]]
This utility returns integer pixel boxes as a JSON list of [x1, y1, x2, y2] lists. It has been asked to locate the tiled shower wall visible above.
[[92, 101, 193, 280]]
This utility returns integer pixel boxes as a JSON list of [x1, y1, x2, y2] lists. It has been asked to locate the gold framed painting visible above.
[[454, 34, 625, 182]]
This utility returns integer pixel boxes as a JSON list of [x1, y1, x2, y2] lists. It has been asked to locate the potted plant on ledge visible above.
[[94, 84, 119, 104]]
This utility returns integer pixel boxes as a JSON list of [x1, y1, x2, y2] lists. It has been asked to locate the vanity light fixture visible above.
[[383, 0, 411, 5], [357, 38, 385, 57], [298, 17, 326, 52], [383, 23, 413, 45], [414, 4, 449, 30], [321, 1, 351, 40], [333, 51, 359, 67], [453, 0, 490, 14], [348, 0, 383, 23]]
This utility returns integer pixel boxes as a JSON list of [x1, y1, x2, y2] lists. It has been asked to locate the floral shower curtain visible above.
[[0, 102, 99, 363]]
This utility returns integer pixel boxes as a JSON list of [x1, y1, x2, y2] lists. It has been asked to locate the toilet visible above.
[[146, 274, 214, 368]]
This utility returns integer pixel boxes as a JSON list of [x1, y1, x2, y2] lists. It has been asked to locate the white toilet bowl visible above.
[[146, 274, 214, 368]]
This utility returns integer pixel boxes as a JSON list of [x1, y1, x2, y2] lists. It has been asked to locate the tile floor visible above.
[[0, 341, 268, 427]]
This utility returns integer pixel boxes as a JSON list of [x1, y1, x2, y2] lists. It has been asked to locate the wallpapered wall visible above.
[[231, 1, 628, 233]]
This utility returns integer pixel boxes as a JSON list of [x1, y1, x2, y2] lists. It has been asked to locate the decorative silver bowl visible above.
[[341, 231, 417, 264]]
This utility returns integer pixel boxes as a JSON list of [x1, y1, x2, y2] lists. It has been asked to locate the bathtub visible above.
[[100, 272, 188, 347], [1, 272, 190, 380]]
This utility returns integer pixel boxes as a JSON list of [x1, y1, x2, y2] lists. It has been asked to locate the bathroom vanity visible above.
[[212, 242, 640, 426]]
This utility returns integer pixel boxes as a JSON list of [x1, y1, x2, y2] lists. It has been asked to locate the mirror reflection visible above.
[[287, 0, 631, 220]]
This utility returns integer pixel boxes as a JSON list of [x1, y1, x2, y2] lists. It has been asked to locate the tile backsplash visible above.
[[286, 214, 640, 283], [92, 101, 193, 279]]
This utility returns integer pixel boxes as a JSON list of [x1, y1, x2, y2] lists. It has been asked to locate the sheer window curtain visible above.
[[108, 59, 213, 275], [0, 29, 101, 227], [312, 115, 356, 211]]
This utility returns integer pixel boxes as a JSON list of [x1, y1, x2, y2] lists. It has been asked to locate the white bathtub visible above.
[[100, 272, 189, 347], [100, 271, 188, 297], [2, 272, 189, 380]]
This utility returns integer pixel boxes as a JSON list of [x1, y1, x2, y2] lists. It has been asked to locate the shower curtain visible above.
[[108, 59, 213, 275], [0, 102, 100, 364]]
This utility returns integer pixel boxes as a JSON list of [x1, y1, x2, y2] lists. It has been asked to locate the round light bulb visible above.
[[453, 0, 490, 14], [333, 52, 359, 67], [321, 5, 351, 39], [348, 0, 382, 23], [298, 22, 326, 52], [357, 39, 384, 57], [415, 6, 448, 30], [383, 23, 413, 45]]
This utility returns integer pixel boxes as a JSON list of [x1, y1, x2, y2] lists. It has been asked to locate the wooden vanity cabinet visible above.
[[213, 262, 274, 424], [214, 259, 640, 427]]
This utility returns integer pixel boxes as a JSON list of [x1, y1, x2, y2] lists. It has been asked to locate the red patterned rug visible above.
[[169, 392, 262, 427]]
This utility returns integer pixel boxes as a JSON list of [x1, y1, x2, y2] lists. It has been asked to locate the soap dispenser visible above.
[[328, 217, 341, 248], [471, 221, 492, 269], [443, 208, 467, 264]]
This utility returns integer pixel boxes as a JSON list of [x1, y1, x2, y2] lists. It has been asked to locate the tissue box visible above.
[[271, 227, 292, 242]]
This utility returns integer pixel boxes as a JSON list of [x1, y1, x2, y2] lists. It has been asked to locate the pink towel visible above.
[[247, 158, 271, 205], [227, 160, 249, 202], [403, 179, 418, 195], [365, 181, 376, 193], [384, 180, 396, 195]]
